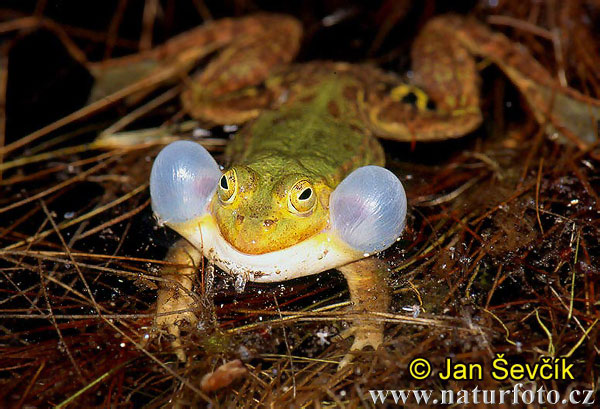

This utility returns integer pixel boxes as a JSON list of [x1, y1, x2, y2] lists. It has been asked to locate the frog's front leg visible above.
[[336, 257, 390, 369], [155, 238, 202, 362]]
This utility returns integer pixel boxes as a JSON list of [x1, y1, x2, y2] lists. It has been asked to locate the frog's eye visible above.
[[330, 166, 407, 254], [150, 140, 221, 224], [288, 179, 317, 215], [217, 169, 237, 204]]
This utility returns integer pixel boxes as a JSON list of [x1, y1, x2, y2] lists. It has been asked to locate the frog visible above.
[[147, 13, 600, 368]]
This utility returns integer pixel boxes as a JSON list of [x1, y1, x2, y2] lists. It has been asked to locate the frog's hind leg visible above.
[[181, 14, 303, 124], [336, 258, 390, 369], [364, 14, 600, 146], [361, 16, 484, 142], [448, 15, 600, 147], [90, 14, 300, 114]]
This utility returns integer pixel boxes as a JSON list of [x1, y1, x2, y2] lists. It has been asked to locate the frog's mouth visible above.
[[169, 215, 363, 283], [215, 215, 327, 255]]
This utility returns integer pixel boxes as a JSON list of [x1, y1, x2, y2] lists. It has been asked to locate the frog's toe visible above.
[[336, 323, 384, 370], [349, 328, 383, 351], [333, 326, 354, 341], [338, 352, 355, 370]]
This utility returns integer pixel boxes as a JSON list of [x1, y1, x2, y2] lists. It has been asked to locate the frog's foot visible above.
[[336, 257, 390, 369], [336, 322, 384, 369]]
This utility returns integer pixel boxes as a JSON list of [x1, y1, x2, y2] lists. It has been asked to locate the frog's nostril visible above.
[[263, 219, 277, 228], [236, 214, 245, 224]]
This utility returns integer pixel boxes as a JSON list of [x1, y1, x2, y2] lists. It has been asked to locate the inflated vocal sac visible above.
[[330, 165, 407, 254], [150, 140, 221, 224]]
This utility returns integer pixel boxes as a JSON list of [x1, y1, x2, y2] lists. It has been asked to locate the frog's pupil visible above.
[[401, 92, 417, 105], [299, 188, 312, 201], [220, 175, 228, 190]]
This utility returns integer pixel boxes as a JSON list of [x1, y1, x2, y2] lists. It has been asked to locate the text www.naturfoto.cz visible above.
[[369, 385, 595, 406]]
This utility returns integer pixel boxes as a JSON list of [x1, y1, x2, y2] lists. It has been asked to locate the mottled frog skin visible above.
[[214, 73, 386, 255], [148, 13, 600, 368]]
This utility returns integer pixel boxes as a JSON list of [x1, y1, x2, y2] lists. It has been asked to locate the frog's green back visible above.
[[225, 74, 385, 188]]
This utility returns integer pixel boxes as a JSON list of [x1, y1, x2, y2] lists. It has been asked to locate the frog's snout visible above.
[[237, 215, 279, 235], [233, 215, 278, 233], [232, 209, 277, 231], [226, 216, 279, 254]]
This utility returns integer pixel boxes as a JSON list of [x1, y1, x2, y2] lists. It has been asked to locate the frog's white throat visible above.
[[168, 215, 364, 283]]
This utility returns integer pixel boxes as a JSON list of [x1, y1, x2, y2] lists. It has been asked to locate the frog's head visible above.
[[211, 165, 330, 254], [151, 141, 407, 257]]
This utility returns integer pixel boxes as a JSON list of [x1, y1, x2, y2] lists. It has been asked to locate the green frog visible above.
[[147, 13, 599, 367]]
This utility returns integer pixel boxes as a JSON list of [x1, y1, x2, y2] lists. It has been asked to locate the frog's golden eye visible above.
[[218, 169, 237, 204], [288, 180, 316, 215]]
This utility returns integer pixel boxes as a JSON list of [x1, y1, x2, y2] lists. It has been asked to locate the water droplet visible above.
[[193, 127, 211, 138], [234, 275, 247, 293]]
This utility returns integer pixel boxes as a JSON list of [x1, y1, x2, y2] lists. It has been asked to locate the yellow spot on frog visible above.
[[390, 85, 431, 111]]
